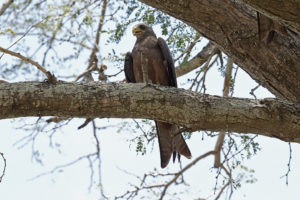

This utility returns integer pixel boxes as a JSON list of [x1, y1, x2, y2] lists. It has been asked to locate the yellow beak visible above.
[[132, 27, 144, 36]]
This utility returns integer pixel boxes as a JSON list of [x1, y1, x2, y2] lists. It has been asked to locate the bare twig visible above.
[[132, 119, 156, 143], [174, 34, 201, 62], [280, 142, 292, 185], [0, 152, 6, 182], [78, 118, 93, 129], [106, 69, 124, 78], [0, 46, 57, 82], [28, 153, 97, 181], [250, 84, 260, 99], [91, 120, 107, 199], [189, 52, 214, 91], [196, 54, 218, 93], [176, 41, 218, 77], [3, 18, 45, 55], [159, 151, 215, 200], [214, 165, 232, 200]]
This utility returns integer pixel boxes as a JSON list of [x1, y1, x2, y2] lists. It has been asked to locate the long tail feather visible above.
[[156, 121, 191, 168]]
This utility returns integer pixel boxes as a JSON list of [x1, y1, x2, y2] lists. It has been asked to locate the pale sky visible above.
[[0, 7, 299, 200]]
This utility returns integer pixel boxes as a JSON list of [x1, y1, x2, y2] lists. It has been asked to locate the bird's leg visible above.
[[141, 52, 152, 86]]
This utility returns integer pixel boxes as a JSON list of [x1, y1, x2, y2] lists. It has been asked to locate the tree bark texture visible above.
[[0, 82, 299, 143], [138, 0, 300, 103], [237, 0, 300, 34]]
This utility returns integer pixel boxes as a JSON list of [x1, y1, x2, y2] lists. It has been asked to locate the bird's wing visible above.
[[124, 52, 136, 83], [157, 37, 177, 87]]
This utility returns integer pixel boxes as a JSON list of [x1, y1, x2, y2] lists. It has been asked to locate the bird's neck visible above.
[[136, 33, 156, 42]]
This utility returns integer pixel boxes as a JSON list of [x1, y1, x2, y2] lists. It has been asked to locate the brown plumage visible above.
[[124, 23, 192, 168]]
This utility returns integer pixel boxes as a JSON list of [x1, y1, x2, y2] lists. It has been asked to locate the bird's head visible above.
[[132, 23, 156, 39]]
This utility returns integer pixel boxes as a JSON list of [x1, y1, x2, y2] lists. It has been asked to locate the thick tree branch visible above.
[[0, 82, 299, 142], [138, 0, 300, 103], [237, 0, 300, 34]]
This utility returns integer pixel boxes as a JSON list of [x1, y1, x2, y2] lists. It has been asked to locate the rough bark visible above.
[[138, 0, 300, 103], [237, 0, 300, 34], [0, 82, 299, 143]]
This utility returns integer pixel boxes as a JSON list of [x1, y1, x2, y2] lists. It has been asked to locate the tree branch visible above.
[[175, 41, 218, 77], [0, 0, 13, 16], [237, 0, 300, 34], [0, 152, 6, 182], [138, 0, 300, 103], [0, 46, 57, 83], [0, 82, 299, 142], [214, 57, 233, 167]]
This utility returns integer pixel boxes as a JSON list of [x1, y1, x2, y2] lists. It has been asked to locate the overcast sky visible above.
[[0, 17, 300, 200]]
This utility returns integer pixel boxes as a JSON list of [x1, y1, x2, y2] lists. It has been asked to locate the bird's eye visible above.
[[139, 25, 146, 30]]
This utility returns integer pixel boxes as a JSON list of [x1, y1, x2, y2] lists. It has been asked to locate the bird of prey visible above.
[[124, 23, 192, 168]]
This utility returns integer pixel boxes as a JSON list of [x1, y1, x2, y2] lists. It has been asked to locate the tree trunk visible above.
[[138, 0, 300, 103], [0, 82, 299, 143]]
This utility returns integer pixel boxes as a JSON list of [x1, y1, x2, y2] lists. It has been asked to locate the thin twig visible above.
[[280, 142, 292, 185], [250, 84, 260, 99], [77, 118, 93, 129], [92, 120, 107, 199], [3, 18, 45, 55], [214, 165, 232, 200], [159, 151, 215, 200], [0, 152, 6, 182], [189, 52, 214, 91], [28, 153, 97, 181], [174, 34, 201, 62]]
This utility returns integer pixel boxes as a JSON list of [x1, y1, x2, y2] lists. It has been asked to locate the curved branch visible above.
[[0, 46, 57, 83], [237, 0, 300, 34], [138, 0, 300, 103], [0, 82, 299, 143], [0, 152, 6, 182]]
